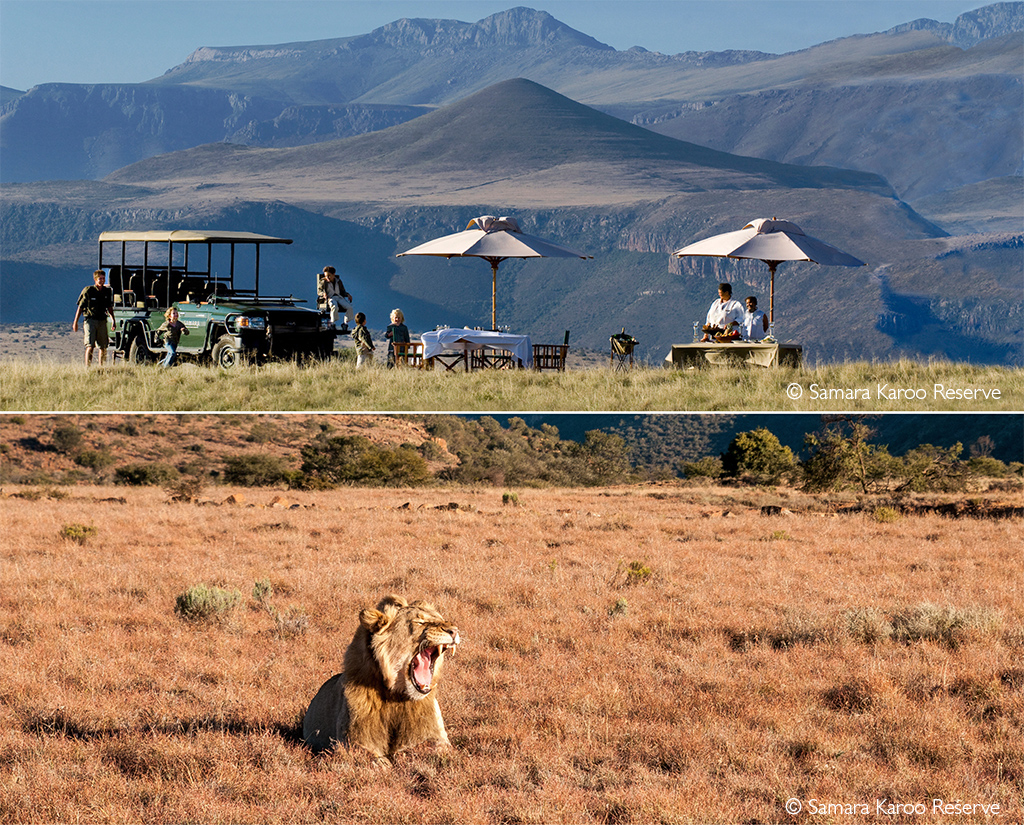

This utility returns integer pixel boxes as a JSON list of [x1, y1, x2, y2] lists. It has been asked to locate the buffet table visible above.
[[420, 328, 533, 371], [663, 342, 803, 369]]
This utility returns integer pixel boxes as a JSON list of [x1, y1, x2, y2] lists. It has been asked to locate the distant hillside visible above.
[[888, 1, 1024, 47], [0, 86, 24, 107], [103, 79, 893, 198], [639, 32, 1023, 201], [2, 4, 1020, 210], [911, 177, 1024, 234], [2, 413, 1018, 489], [3, 78, 1019, 365]]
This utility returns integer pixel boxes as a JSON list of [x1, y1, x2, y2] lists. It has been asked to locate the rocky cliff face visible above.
[[888, 1, 1024, 47]]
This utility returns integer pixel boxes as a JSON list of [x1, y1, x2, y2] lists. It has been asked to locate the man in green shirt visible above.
[[72, 270, 116, 366]]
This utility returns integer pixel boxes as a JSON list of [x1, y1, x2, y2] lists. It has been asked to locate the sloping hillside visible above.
[[2, 4, 1020, 207], [104, 79, 893, 202], [4, 77, 1018, 364]]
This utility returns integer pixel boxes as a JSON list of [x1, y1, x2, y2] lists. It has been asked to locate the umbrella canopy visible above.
[[673, 218, 865, 324], [398, 215, 591, 330]]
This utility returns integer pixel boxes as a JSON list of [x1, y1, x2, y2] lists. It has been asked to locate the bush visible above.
[[52, 424, 83, 455], [843, 607, 894, 644], [174, 584, 242, 624], [722, 427, 796, 484], [115, 462, 179, 486], [60, 523, 97, 545], [223, 454, 291, 487], [967, 455, 1009, 478], [681, 456, 723, 479], [299, 435, 430, 487], [75, 449, 116, 472], [872, 506, 902, 523], [165, 476, 206, 503], [891, 604, 1001, 648]]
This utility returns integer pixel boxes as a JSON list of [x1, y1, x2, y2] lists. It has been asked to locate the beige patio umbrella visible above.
[[673, 218, 865, 324], [397, 215, 591, 330]]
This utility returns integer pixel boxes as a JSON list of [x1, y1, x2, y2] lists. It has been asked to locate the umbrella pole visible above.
[[768, 262, 778, 326], [491, 260, 498, 331]]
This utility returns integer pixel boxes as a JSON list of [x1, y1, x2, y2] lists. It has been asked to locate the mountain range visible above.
[[0, 4, 1021, 365]]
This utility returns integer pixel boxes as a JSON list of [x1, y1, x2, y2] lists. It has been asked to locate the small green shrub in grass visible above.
[[175, 584, 242, 624], [608, 598, 628, 617], [891, 603, 1001, 648], [843, 607, 894, 644], [624, 560, 652, 586], [60, 523, 97, 545], [873, 506, 902, 523]]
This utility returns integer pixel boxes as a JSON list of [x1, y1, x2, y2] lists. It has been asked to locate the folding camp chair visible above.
[[610, 329, 638, 371]]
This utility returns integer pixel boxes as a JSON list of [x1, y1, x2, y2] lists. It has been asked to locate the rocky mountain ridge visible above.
[[2, 4, 1021, 205]]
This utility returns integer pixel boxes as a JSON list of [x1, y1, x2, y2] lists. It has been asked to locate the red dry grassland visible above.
[[1, 484, 1021, 824]]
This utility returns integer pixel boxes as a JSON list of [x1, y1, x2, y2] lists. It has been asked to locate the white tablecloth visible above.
[[420, 328, 533, 367]]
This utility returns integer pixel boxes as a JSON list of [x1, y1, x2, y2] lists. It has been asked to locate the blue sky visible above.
[[1, 0, 986, 91]]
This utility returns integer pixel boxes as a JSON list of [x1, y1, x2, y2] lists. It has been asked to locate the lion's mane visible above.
[[302, 595, 461, 760]]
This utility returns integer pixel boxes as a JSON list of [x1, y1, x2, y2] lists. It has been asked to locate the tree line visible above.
[[5, 414, 1018, 494]]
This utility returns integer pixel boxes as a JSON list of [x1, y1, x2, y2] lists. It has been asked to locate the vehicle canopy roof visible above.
[[98, 230, 292, 244]]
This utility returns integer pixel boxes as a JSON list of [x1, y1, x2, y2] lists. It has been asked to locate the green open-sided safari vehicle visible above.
[[100, 229, 334, 367]]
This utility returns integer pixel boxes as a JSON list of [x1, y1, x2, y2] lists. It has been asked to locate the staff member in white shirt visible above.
[[701, 283, 744, 341], [742, 295, 769, 341]]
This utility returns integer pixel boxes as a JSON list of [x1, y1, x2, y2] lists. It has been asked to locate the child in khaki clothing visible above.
[[352, 312, 374, 368]]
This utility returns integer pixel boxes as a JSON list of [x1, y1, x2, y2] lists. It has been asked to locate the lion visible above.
[[302, 595, 461, 761]]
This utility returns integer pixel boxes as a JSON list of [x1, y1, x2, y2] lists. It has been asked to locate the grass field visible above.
[[2, 483, 1021, 823], [0, 358, 1019, 412]]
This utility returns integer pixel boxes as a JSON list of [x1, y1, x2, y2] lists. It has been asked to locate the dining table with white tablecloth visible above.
[[420, 328, 533, 369]]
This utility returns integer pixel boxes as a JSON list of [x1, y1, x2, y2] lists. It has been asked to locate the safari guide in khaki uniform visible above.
[[73, 269, 116, 366]]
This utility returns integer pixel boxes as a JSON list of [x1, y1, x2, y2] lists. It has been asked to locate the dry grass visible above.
[[0, 358, 1020, 412], [2, 483, 1021, 823]]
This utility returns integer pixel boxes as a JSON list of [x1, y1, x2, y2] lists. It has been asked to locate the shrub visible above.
[[891, 604, 1001, 648], [722, 427, 796, 484], [223, 454, 291, 487], [165, 476, 206, 503], [843, 607, 894, 644], [681, 456, 723, 479], [801, 418, 899, 493], [502, 492, 520, 507], [60, 523, 97, 545], [299, 435, 430, 487], [51, 424, 83, 455], [252, 578, 274, 605], [608, 598, 628, 616], [967, 455, 1009, 478], [418, 440, 447, 461], [174, 584, 242, 624], [244, 422, 280, 444], [115, 462, 179, 486], [873, 506, 902, 523], [75, 449, 116, 472], [612, 560, 652, 588]]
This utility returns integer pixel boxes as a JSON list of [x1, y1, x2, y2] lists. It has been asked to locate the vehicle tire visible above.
[[127, 334, 153, 364], [211, 336, 240, 369]]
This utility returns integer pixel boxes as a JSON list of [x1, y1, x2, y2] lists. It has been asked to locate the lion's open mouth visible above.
[[410, 644, 448, 694]]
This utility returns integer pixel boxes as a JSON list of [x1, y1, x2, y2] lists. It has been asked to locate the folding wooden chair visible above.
[[532, 344, 568, 371]]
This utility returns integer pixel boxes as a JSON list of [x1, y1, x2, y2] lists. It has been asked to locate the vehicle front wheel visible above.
[[211, 336, 241, 368]]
